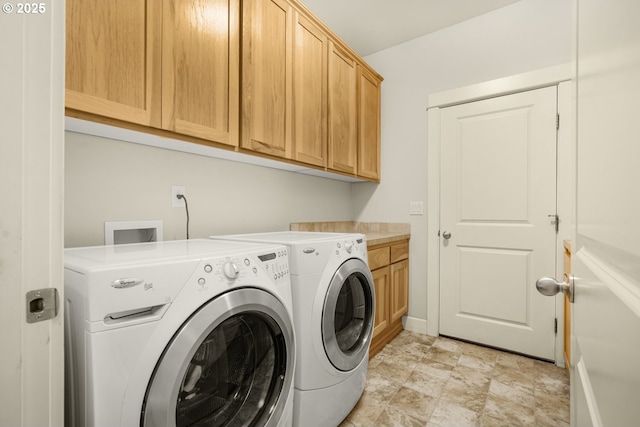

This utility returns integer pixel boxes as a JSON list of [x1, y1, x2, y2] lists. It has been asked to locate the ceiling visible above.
[[299, 0, 522, 56]]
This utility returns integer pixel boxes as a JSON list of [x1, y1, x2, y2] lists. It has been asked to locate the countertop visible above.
[[363, 232, 410, 246], [289, 221, 410, 246]]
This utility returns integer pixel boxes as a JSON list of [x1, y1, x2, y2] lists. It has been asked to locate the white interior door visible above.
[[569, 0, 640, 425], [439, 86, 558, 360], [0, 5, 65, 426]]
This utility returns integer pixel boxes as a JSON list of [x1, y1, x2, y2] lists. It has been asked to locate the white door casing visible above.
[[438, 86, 558, 360], [426, 64, 573, 366], [0, 4, 65, 427], [571, 0, 640, 425]]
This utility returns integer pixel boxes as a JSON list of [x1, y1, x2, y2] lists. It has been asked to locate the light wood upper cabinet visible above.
[[162, 0, 240, 147], [358, 67, 382, 181], [241, 0, 293, 158], [292, 12, 328, 167], [327, 41, 358, 175], [66, 0, 383, 181], [66, 0, 239, 147], [66, 0, 161, 127]]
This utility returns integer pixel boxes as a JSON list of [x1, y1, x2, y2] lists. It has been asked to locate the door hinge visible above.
[[548, 214, 559, 233], [554, 318, 558, 334], [556, 113, 560, 130]]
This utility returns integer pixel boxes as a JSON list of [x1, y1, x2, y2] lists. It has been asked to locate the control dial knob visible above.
[[344, 242, 353, 253], [222, 261, 239, 280]]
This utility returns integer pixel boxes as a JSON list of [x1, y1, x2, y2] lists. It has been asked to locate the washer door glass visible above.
[[142, 288, 294, 427], [176, 313, 283, 426], [322, 258, 375, 372]]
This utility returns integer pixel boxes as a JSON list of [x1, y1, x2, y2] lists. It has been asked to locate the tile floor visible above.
[[340, 331, 570, 427]]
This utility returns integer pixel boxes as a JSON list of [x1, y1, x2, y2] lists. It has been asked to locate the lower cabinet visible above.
[[368, 239, 409, 357]]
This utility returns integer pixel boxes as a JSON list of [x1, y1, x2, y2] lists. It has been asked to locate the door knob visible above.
[[536, 275, 574, 303], [442, 231, 452, 240]]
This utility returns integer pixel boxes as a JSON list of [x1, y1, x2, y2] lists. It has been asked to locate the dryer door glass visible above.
[[323, 258, 375, 372], [142, 288, 294, 427], [334, 275, 368, 352]]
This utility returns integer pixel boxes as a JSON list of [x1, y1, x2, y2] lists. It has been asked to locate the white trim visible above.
[[426, 108, 441, 337], [402, 315, 428, 335], [427, 63, 572, 109], [554, 79, 576, 368], [0, 3, 65, 425], [426, 65, 574, 361], [65, 117, 366, 183]]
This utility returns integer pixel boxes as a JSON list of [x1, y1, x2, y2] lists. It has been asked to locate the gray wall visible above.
[[64, 132, 353, 247]]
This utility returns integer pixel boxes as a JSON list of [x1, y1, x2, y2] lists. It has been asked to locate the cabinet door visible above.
[[242, 0, 293, 158], [162, 0, 240, 146], [66, 0, 161, 127], [327, 42, 358, 174], [292, 12, 327, 167], [358, 67, 381, 181], [390, 242, 409, 264], [390, 259, 409, 323], [372, 266, 390, 340]]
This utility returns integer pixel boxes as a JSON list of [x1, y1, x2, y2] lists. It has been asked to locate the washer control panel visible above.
[[195, 247, 290, 289]]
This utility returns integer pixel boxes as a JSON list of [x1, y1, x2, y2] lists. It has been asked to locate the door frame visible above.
[[425, 63, 574, 366], [0, 2, 65, 425]]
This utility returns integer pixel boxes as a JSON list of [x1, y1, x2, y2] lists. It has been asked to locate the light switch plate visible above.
[[409, 201, 424, 215]]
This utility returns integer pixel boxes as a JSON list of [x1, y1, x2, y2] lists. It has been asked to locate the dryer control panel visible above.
[[256, 248, 290, 281]]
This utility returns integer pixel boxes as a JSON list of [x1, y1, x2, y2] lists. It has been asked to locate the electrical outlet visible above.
[[172, 186, 185, 208]]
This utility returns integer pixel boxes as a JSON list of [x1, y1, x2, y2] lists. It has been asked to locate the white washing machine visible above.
[[64, 239, 295, 427], [212, 232, 375, 427]]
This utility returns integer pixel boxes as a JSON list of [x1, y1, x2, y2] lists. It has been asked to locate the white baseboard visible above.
[[402, 316, 429, 336]]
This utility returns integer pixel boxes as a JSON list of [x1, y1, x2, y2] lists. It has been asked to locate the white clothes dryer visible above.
[[64, 239, 295, 427], [212, 232, 375, 427]]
